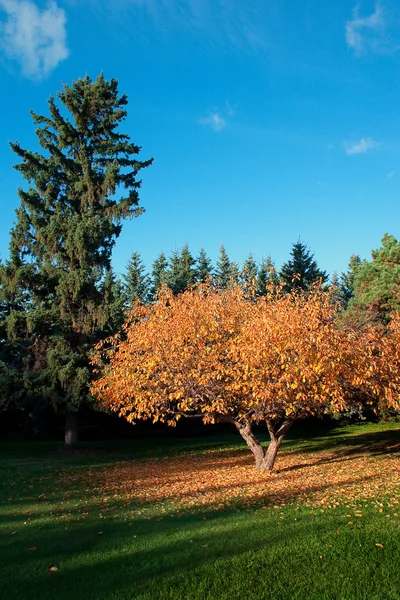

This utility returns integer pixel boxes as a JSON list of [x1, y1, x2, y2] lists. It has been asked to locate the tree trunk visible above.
[[234, 418, 294, 471], [234, 420, 266, 470], [65, 411, 79, 450], [258, 439, 282, 471]]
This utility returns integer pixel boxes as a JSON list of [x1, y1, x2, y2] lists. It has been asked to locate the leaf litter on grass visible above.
[[52, 442, 400, 516]]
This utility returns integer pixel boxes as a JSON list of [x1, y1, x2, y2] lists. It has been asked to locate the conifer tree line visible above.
[[122, 240, 347, 306], [1, 73, 399, 447]]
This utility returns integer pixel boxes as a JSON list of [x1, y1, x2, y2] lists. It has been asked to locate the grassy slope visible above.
[[0, 422, 399, 600]]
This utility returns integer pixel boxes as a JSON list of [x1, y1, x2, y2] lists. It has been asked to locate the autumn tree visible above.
[[91, 285, 387, 471], [0, 74, 152, 448]]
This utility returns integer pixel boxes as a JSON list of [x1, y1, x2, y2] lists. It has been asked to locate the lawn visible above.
[[0, 421, 399, 600]]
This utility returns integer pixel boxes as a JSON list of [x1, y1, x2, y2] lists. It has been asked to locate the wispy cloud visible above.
[[345, 4, 387, 55], [199, 111, 227, 133], [386, 170, 395, 179], [199, 100, 239, 133], [344, 137, 380, 155], [0, 0, 68, 79], [225, 101, 237, 117], [94, 0, 275, 52]]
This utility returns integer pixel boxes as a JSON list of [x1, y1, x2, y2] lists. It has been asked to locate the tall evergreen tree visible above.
[[257, 256, 278, 296], [168, 244, 196, 294], [101, 269, 126, 334], [215, 245, 238, 288], [195, 248, 214, 283], [280, 240, 328, 292], [150, 252, 169, 297], [349, 234, 400, 320], [340, 254, 364, 305], [124, 251, 150, 305], [0, 75, 152, 447], [240, 253, 258, 293]]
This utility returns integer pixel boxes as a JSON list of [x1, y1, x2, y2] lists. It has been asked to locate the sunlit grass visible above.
[[0, 422, 399, 600]]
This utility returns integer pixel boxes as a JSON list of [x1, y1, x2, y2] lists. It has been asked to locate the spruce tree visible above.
[[124, 251, 150, 305], [0, 75, 152, 447], [215, 245, 234, 288], [240, 253, 258, 293], [340, 254, 363, 305], [150, 252, 169, 297], [280, 241, 327, 292], [195, 248, 213, 283], [257, 256, 278, 296], [168, 244, 196, 294]]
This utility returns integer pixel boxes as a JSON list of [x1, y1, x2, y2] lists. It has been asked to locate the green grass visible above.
[[0, 422, 399, 600]]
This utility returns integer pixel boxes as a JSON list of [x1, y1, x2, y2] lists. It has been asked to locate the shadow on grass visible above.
[[1, 491, 400, 600], [1, 425, 400, 599]]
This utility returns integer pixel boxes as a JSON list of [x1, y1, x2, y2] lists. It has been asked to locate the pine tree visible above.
[[240, 253, 258, 293], [0, 75, 152, 447], [124, 251, 150, 305], [150, 252, 169, 297], [349, 234, 400, 321], [101, 269, 126, 334], [340, 254, 363, 305], [195, 248, 213, 283], [257, 256, 278, 296], [280, 240, 328, 292], [168, 244, 196, 294], [215, 245, 237, 288]]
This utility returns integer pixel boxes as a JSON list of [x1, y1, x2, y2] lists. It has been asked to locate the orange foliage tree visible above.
[[91, 285, 395, 471]]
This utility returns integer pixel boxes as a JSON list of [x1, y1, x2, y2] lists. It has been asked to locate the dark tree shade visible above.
[[0, 74, 152, 447], [280, 241, 328, 292]]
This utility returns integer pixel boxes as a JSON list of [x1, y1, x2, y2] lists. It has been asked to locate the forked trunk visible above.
[[65, 411, 79, 450], [256, 439, 282, 471], [234, 418, 294, 471]]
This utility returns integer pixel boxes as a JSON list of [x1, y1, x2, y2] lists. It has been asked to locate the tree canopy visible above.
[[91, 285, 394, 470]]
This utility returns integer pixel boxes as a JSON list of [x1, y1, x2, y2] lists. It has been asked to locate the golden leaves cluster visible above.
[[90, 285, 400, 425]]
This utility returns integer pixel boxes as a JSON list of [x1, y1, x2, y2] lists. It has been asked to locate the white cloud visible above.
[[344, 137, 380, 155], [0, 0, 68, 79], [199, 111, 227, 133], [386, 170, 395, 178], [345, 4, 386, 55]]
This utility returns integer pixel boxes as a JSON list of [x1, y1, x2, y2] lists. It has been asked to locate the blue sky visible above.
[[1, 0, 400, 278]]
